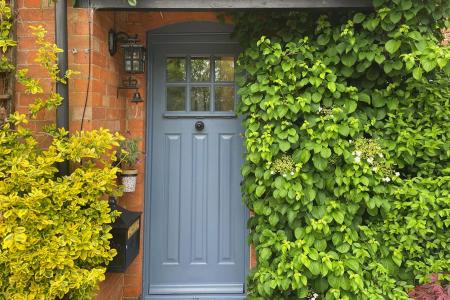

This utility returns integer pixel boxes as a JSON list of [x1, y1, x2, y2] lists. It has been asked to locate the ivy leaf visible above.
[[344, 100, 358, 113], [314, 239, 327, 251], [353, 13, 366, 24], [260, 248, 272, 261], [255, 186, 266, 197], [293, 149, 311, 163], [372, 94, 386, 108], [385, 39, 402, 54], [422, 59, 436, 72], [317, 34, 330, 46], [375, 54, 386, 64], [327, 81, 336, 93], [308, 261, 321, 276], [279, 141, 290, 152], [294, 228, 303, 239], [336, 243, 350, 253], [389, 11, 402, 24], [320, 147, 332, 159], [338, 125, 350, 136], [412, 67, 423, 80], [345, 259, 360, 272], [365, 18, 380, 31], [341, 53, 357, 67], [358, 92, 371, 104], [401, 0, 412, 10], [332, 211, 345, 224], [269, 214, 279, 226], [312, 156, 328, 171], [305, 188, 316, 202], [328, 275, 341, 288], [287, 210, 297, 224], [392, 251, 403, 267]]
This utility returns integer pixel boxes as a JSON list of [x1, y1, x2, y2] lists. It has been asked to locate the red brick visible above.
[[95, 273, 123, 300], [92, 107, 106, 119]]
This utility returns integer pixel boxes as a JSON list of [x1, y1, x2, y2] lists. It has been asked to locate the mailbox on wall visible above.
[[107, 196, 142, 273]]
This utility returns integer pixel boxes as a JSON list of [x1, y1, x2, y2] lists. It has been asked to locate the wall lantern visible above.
[[108, 29, 146, 74]]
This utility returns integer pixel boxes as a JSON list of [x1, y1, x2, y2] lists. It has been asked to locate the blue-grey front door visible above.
[[145, 22, 246, 299]]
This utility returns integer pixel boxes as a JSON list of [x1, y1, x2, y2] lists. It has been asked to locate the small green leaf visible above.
[[389, 11, 402, 24], [345, 259, 360, 272], [336, 243, 350, 253], [320, 147, 332, 159], [332, 211, 345, 224], [255, 186, 266, 197], [353, 13, 366, 23], [412, 67, 422, 80], [327, 81, 337, 93], [279, 141, 290, 152], [385, 39, 402, 54], [313, 156, 328, 171], [308, 261, 321, 276], [341, 53, 357, 67], [345, 100, 358, 113], [260, 248, 272, 261]]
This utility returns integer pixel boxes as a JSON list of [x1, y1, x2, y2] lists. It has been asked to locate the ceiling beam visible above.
[[74, 0, 372, 10]]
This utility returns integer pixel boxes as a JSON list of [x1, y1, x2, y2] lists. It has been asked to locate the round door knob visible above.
[[195, 121, 205, 131]]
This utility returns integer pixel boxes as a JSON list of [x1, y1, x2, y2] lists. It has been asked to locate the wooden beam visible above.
[[74, 0, 372, 10]]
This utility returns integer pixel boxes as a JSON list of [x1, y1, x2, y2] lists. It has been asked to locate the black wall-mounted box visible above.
[[107, 197, 142, 273]]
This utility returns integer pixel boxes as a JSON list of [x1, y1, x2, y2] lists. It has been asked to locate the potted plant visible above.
[[118, 137, 140, 192]]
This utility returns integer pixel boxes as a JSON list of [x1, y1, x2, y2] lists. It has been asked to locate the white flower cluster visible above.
[[351, 150, 362, 163], [381, 176, 391, 182], [308, 292, 319, 300], [351, 144, 383, 165]]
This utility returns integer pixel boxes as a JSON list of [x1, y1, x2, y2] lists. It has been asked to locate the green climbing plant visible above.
[[232, 0, 450, 299]]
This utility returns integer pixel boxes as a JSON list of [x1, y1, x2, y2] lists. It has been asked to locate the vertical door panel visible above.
[[191, 134, 208, 265], [164, 134, 182, 265]]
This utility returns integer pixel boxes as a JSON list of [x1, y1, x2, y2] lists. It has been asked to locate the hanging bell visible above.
[[131, 90, 143, 103]]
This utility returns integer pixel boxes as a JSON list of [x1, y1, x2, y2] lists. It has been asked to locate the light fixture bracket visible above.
[[108, 29, 138, 56]]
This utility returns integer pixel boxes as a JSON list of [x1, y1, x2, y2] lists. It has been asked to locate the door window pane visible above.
[[215, 86, 235, 111], [167, 86, 186, 111], [214, 57, 234, 82], [191, 87, 210, 111], [191, 58, 210, 82], [166, 58, 186, 82]]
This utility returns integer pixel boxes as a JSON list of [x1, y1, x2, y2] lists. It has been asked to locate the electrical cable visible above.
[[80, 0, 92, 131]]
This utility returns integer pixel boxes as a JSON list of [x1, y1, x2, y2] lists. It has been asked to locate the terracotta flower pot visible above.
[[121, 169, 138, 192]]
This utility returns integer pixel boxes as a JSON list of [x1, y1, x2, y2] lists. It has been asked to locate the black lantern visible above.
[[108, 29, 146, 74], [122, 41, 145, 74]]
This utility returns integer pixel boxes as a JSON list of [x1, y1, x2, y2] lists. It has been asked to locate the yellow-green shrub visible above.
[[0, 19, 123, 300]]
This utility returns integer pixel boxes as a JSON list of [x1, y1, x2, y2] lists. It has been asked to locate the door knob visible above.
[[195, 121, 205, 131]]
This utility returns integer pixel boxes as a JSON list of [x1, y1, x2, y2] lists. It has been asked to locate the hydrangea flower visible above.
[[382, 177, 391, 182]]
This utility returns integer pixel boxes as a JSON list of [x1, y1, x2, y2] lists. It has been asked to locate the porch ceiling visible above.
[[73, 0, 372, 10]]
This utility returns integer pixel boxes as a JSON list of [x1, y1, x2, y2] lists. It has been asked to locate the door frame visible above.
[[143, 21, 248, 299]]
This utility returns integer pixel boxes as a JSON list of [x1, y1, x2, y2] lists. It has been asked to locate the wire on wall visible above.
[[80, 0, 93, 131]]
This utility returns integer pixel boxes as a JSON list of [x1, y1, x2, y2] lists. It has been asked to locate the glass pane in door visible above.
[[191, 87, 210, 111]]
